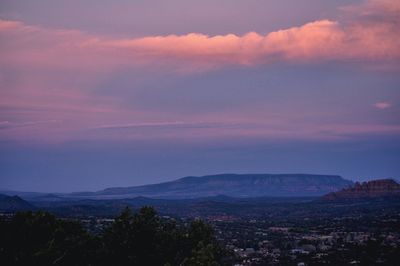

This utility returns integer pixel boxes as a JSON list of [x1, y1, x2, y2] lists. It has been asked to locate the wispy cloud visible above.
[[90, 121, 242, 130], [0, 120, 59, 130], [373, 101, 392, 109], [85, 120, 400, 142]]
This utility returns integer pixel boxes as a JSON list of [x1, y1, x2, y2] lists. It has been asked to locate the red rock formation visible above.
[[322, 179, 400, 201]]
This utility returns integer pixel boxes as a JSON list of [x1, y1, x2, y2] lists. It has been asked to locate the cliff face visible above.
[[322, 179, 400, 201]]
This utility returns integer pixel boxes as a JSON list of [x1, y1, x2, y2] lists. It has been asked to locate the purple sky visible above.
[[0, 0, 399, 192]]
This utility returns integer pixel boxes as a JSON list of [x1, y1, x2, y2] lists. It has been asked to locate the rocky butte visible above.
[[322, 179, 400, 201]]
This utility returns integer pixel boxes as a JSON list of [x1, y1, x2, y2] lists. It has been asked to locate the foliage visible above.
[[0, 207, 224, 266]]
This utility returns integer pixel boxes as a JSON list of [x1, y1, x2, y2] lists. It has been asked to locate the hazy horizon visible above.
[[0, 171, 396, 194], [1, 0, 399, 192]]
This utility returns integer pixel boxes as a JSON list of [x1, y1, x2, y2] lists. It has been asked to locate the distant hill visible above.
[[72, 174, 353, 199], [321, 179, 400, 201], [0, 190, 48, 199], [0, 194, 35, 211], [31, 193, 66, 202]]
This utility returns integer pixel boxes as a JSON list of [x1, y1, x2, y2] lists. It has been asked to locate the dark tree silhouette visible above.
[[0, 207, 224, 266]]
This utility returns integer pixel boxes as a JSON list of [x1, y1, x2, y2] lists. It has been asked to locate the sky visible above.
[[0, 0, 399, 192]]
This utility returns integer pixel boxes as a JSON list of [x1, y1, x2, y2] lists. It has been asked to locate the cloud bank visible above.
[[0, 0, 399, 71]]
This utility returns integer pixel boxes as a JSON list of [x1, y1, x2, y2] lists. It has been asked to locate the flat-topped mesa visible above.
[[92, 174, 353, 199], [322, 179, 400, 201]]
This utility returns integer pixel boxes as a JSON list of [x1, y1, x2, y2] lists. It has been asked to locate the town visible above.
[[210, 214, 400, 265]]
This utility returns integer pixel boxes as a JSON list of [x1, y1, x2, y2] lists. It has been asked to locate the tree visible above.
[[0, 207, 226, 266], [182, 242, 219, 266], [0, 211, 94, 266]]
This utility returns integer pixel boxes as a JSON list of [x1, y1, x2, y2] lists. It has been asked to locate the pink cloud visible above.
[[0, 0, 399, 72], [0, 20, 22, 31], [110, 20, 345, 66], [373, 101, 392, 109]]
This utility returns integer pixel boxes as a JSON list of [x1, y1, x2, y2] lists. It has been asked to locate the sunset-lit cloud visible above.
[[373, 101, 392, 109], [110, 20, 345, 66], [1, 0, 399, 72]]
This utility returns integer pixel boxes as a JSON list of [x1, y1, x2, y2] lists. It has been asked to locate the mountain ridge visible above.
[[0, 194, 35, 211], [71, 173, 354, 199]]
